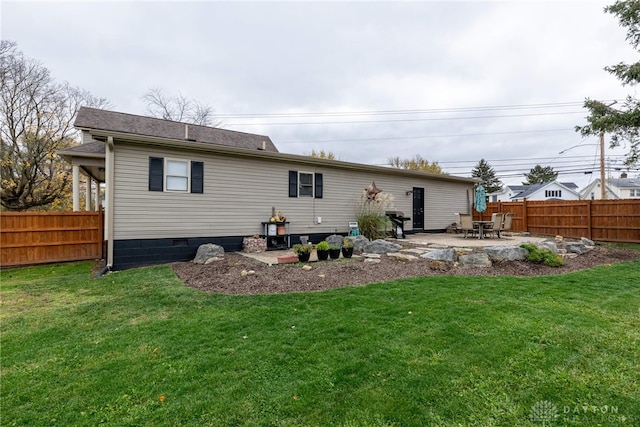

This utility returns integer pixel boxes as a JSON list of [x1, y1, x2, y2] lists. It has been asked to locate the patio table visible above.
[[472, 220, 493, 239]]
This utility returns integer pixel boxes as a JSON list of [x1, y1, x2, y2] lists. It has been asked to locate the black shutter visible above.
[[314, 173, 323, 199], [288, 170, 298, 197], [191, 161, 203, 194], [149, 157, 164, 191]]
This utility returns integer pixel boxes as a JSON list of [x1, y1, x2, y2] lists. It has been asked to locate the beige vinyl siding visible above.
[[113, 143, 473, 240]]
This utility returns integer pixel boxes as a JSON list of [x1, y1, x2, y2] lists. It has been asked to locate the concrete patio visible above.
[[241, 232, 548, 265]]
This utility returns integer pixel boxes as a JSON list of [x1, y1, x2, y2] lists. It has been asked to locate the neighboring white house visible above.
[[60, 107, 477, 270], [487, 182, 580, 202], [579, 176, 640, 199], [487, 185, 528, 202]]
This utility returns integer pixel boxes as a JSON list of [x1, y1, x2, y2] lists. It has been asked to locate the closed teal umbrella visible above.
[[475, 184, 487, 213]]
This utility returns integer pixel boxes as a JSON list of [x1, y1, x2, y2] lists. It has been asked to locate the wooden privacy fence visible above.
[[1, 211, 104, 267], [474, 199, 640, 243]]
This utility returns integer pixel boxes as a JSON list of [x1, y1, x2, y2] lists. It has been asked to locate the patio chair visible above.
[[459, 213, 477, 238], [485, 213, 504, 238], [500, 213, 514, 236]]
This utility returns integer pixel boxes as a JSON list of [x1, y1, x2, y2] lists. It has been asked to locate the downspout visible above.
[[104, 136, 115, 271]]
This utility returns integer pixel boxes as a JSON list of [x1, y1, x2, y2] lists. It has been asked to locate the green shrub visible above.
[[342, 237, 354, 248], [293, 243, 313, 254], [316, 241, 330, 251], [356, 213, 387, 240], [521, 243, 564, 267]]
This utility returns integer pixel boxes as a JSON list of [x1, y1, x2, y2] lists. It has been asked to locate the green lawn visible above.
[[2, 257, 639, 426]]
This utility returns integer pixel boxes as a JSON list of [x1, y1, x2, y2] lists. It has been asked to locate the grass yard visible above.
[[1, 257, 639, 426]]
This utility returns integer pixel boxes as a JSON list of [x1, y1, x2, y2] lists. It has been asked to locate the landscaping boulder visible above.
[[563, 241, 590, 255], [387, 252, 418, 262], [363, 239, 401, 254], [194, 243, 225, 264], [349, 235, 370, 252], [484, 245, 528, 261], [536, 241, 559, 254], [459, 252, 492, 268], [580, 237, 595, 247], [421, 248, 457, 263], [325, 234, 344, 248]]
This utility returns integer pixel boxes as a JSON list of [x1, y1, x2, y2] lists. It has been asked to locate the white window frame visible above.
[[165, 158, 190, 192], [298, 171, 314, 197], [630, 189, 640, 197]]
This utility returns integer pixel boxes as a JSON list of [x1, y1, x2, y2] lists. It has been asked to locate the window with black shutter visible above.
[[149, 157, 164, 191], [289, 170, 324, 198], [191, 161, 203, 194], [148, 157, 203, 193]]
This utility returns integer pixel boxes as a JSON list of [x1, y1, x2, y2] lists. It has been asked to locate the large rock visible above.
[[421, 248, 457, 263], [363, 239, 402, 254], [564, 242, 590, 255], [325, 234, 344, 248], [349, 235, 370, 252], [387, 252, 418, 262], [580, 237, 595, 247], [194, 243, 225, 264], [459, 253, 492, 267], [484, 245, 528, 261], [536, 241, 559, 254]]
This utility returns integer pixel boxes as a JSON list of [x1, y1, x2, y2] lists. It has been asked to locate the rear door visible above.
[[412, 187, 424, 230]]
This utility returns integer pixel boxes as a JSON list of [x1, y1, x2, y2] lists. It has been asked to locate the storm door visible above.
[[412, 187, 424, 230]]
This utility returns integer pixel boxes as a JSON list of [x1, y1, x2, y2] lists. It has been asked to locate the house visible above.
[[487, 182, 580, 202], [507, 181, 580, 201], [487, 185, 528, 202], [579, 176, 640, 200], [59, 107, 477, 270]]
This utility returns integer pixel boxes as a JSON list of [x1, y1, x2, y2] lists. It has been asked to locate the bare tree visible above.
[[388, 154, 446, 174], [142, 87, 219, 126], [0, 40, 109, 211]]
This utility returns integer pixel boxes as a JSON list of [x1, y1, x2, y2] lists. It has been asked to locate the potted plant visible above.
[[292, 243, 313, 263], [316, 241, 330, 261], [328, 244, 341, 260], [341, 237, 354, 258]]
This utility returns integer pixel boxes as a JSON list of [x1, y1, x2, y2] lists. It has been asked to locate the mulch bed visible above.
[[171, 245, 640, 295]]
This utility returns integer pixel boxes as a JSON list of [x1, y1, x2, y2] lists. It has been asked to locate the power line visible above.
[[228, 111, 584, 126], [216, 101, 589, 119], [277, 128, 573, 144]]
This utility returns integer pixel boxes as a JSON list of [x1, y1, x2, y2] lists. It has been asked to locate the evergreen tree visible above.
[[471, 159, 503, 193], [576, 0, 640, 166], [523, 164, 558, 185]]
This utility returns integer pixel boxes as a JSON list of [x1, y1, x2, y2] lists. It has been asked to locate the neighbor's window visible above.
[[299, 172, 313, 197], [630, 189, 640, 197], [545, 190, 561, 198]]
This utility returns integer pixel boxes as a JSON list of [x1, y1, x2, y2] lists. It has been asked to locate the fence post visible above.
[[586, 200, 592, 240], [522, 198, 528, 232]]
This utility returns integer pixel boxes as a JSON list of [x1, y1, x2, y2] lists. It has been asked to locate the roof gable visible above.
[[510, 181, 579, 199], [75, 107, 278, 152]]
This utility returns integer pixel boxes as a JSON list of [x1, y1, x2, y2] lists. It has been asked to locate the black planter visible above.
[[341, 247, 353, 258], [329, 248, 341, 259], [317, 249, 329, 261], [297, 252, 311, 262]]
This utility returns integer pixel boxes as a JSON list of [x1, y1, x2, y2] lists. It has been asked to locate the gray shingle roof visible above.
[[58, 140, 105, 155], [74, 107, 278, 152], [608, 178, 640, 188]]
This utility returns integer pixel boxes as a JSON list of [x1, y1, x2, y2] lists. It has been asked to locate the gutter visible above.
[[104, 136, 115, 270], [86, 129, 478, 185]]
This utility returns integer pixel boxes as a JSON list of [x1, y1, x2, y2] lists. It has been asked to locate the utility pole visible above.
[[600, 131, 606, 199], [599, 101, 616, 200]]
